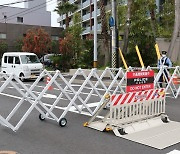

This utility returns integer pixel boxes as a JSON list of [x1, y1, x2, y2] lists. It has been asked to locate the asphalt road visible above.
[[0, 79, 180, 154]]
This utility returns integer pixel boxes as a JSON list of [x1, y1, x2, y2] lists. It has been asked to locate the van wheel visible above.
[[40, 77, 44, 81], [2, 71, 6, 80], [19, 73, 25, 82]]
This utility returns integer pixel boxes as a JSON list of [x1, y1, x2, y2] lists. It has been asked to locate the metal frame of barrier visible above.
[[0, 67, 127, 131], [37, 68, 127, 125], [151, 66, 180, 98], [0, 72, 49, 131]]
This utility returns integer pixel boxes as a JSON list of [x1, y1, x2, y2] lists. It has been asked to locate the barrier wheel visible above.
[[40, 77, 44, 81], [161, 116, 169, 123], [39, 114, 45, 121], [119, 128, 127, 135], [59, 118, 67, 127]]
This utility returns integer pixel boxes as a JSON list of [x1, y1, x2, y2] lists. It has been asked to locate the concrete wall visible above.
[[0, 23, 63, 52], [156, 38, 180, 63]]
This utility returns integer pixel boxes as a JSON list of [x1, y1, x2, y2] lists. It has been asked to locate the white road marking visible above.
[[43, 103, 103, 119], [167, 150, 180, 154], [0, 92, 103, 119], [69, 102, 100, 111], [42, 94, 57, 99]]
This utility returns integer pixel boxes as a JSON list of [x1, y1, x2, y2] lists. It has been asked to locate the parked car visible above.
[[40, 54, 54, 67], [1, 52, 44, 81]]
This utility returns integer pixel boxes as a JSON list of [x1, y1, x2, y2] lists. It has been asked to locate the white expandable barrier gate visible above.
[[0, 72, 51, 131], [150, 66, 180, 98], [85, 88, 167, 135], [0, 65, 179, 132], [36, 68, 128, 126], [0, 68, 127, 131]]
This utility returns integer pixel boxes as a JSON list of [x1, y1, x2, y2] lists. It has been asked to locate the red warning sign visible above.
[[126, 70, 154, 92]]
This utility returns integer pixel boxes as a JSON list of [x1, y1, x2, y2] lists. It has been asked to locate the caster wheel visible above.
[[161, 116, 169, 123], [39, 114, 45, 121], [59, 118, 67, 127], [119, 128, 127, 135]]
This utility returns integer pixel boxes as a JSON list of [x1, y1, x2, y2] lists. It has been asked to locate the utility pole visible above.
[[111, 0, 117, 69], [93, 0, 97, 68]]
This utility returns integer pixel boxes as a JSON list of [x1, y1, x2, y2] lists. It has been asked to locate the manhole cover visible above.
[[0, 151, 17, 154]]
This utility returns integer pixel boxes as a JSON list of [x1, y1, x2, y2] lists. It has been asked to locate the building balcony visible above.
[[82, 0, 90, 8], [82, 0, 100, 9], [92, 9, 100, 18], [82, 9, 100, 22], [82, 13, 91, 21], [82, 23, 101, 35]]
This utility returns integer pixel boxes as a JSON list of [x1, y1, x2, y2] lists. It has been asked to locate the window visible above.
[[17, 17, 23, 23], [8, 56, 14, 64], [20, 55, 40, 64], [15, 56, 20, 64], [4, 56, 7, 63], [0, 33, 6, 39]]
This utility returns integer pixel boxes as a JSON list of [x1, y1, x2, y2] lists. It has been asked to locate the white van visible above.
[[1, 52, 44, 81]]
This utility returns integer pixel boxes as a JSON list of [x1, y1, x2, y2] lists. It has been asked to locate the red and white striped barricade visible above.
[[109, 88, 166, 125], [85, 88, 167, 134]]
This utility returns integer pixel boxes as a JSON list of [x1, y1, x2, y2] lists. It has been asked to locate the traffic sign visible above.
[[126, 70, 154, 92], [109, 17, 115, 27]]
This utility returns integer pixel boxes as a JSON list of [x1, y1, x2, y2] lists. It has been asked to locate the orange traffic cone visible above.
[[46, 77, 53, 90], [173, 75, 179, 85]]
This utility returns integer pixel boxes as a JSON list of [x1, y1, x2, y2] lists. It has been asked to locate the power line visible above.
[[0, 0, 56, 22]]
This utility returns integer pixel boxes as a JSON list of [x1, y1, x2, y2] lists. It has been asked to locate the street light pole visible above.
[[93, 0, 97, 68], [111, 0, 117, 69]]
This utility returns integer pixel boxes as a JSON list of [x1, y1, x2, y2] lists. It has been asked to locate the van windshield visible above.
[[20, 55, 40, 64]]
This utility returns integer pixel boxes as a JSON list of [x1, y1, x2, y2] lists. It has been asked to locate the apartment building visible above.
[[57, 0, 112, 37], [0, 0, 63, 52], [57, 0, 165, 35]]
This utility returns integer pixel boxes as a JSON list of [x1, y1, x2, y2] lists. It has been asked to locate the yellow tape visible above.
[[135, 45, 144, 68], [155, 43, 161, 60], [118, 48, 128, 70]]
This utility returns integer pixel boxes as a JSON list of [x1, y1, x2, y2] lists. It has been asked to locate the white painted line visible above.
[[43, 103, 104, 119], [42, 94, 57, 99], [69, 102, 100, 111], [167, 150, 180, 154], [0, 92, 103, 119], [0, 92, 22, 99]]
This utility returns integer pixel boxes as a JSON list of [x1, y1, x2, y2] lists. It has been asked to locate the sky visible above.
[[0, 0, 59, 27]]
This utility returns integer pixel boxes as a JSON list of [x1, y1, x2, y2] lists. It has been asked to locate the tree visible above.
[[168, 0, 180, 61], [125, 0, 157, 67], [0, 41, 8, 58], [59, 33, 74, 70], [55, 2, 78, 28], [148, 0, 157, 40], [100, 0, 110, 65], [122, 0, 132, 54], [157, 0, 175, 38], [78, 39, 94, 68], [67, 12, 83, 61], [14, 37, 23, 51], [22, 28, 51, 57]]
